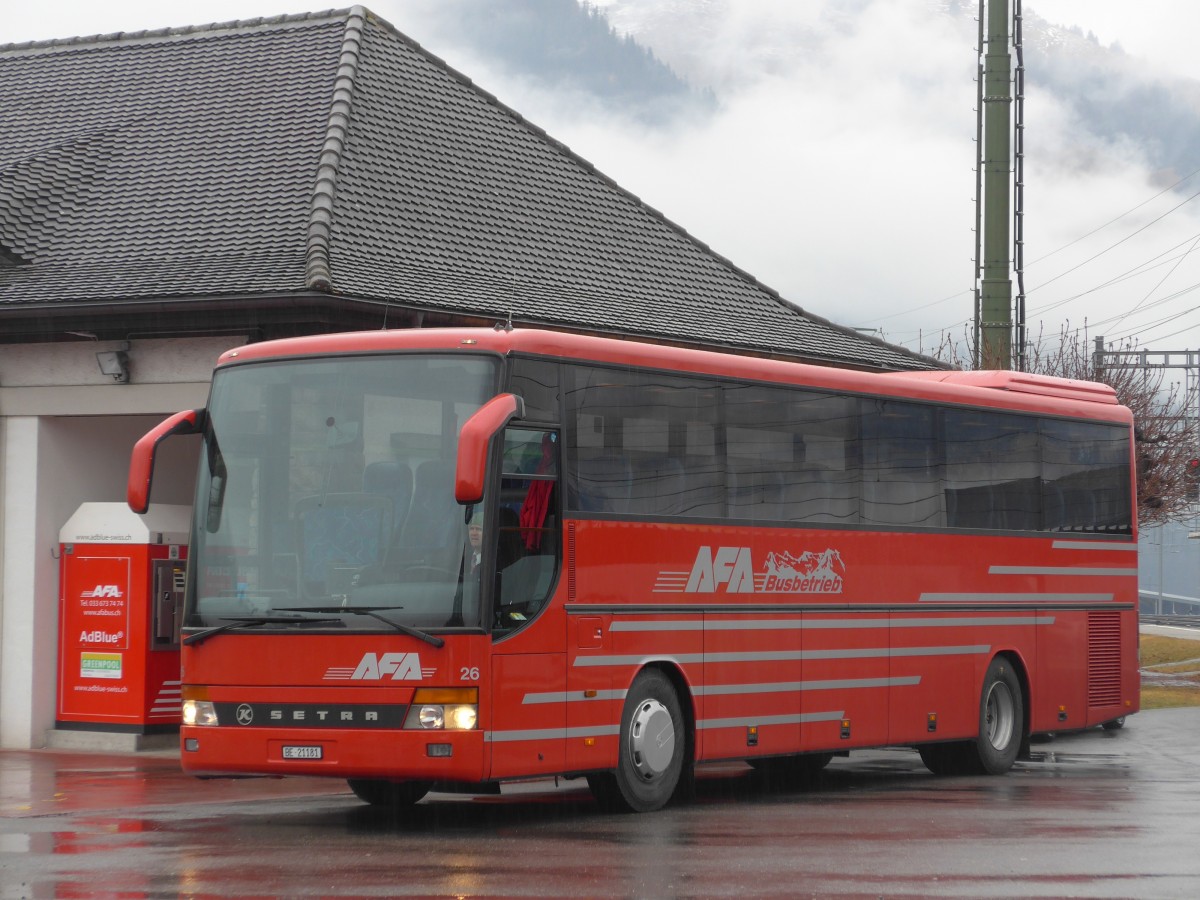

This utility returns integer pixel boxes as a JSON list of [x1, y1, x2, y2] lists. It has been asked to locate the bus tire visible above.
[[919, 657, 1023, 776], [347, 778, 430, 808], [1101, 716, 1126, 731], [975, 656, 1023, 774], [588, 669, 687, 813], [917, 741, 973, 775]]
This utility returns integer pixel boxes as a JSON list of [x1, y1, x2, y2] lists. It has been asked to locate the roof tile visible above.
[[0, 7, 937, 370]]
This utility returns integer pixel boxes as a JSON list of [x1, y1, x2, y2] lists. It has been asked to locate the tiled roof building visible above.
[[0, 6, 936, 371]]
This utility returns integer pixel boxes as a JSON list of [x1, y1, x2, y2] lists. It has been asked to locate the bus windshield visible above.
[[187, 353, 499, 631]]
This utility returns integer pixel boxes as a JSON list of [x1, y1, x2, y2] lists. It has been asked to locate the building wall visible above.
[[0, 336, 242, 747]]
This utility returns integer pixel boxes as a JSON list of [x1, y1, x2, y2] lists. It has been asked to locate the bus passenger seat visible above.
[[362, 461, 413, 538], [786, 467, 856, 523], [1043, 484, 1066, 531], [1062, 487, 1097, 531], [574, 452, 631, 513], [498, 554, 557, 613], [398, 459, 465, 570], [496, 506, 524, 570], [294, 493, 393, 598], [630, 457, 688, 516], [863, 478, 941, 527], [728, 468, 784, 521]]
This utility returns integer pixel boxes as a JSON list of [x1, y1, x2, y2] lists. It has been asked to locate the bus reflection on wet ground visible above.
[[2, 706, 1198, 898]]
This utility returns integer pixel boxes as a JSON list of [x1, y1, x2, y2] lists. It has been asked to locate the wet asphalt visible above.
[[1, 706, 1198, 898]]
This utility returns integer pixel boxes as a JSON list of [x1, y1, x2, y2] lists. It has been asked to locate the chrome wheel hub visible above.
[[628, 698, 675, 781], [984, 681, 1016, 750]]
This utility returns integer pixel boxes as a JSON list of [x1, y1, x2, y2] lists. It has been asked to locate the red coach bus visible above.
[[129, 327, 1138, 812]]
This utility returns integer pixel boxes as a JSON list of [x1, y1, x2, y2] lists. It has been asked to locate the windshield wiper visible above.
[[278, 606, 445, 648], [183, 614, 342, 647]]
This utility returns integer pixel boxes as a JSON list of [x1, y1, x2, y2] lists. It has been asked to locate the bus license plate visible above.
[[282, 745, 323, 760]]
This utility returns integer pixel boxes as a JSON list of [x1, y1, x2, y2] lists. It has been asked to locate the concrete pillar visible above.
[[0, 417, 57, 748]]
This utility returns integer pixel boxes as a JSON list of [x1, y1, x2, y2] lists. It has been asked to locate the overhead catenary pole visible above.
[[1012, 0, 1026, 371], [977, 0, 1014, 370]]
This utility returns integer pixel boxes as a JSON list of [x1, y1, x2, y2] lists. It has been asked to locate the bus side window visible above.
[[573, 451, 631, 513], [728, 467, 785, 522], [508, 357, 560, 422], [564, 364, 722, 518], [495, 428, 561, 633], [1041, 419, 1131, 533], [944, 410, 1041, 532], [861, 400, 942, 528]]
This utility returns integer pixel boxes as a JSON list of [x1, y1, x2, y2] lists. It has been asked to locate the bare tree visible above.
[[932, 324, 1198, 525]]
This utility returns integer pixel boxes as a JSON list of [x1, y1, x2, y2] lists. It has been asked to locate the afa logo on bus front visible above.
[[655, 545, 846, 595]]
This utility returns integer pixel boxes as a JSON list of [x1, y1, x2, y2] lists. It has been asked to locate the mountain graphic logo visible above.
[[764, 549, 845, 579], [761, 548, 845, 593], [658, 545, 847, 595]]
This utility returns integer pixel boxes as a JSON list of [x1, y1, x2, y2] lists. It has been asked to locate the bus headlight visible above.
[[182, 699, 218, 726], [418, 705, 445, 729], [404, 688, 478, 730], [447, 704, 478, 730]]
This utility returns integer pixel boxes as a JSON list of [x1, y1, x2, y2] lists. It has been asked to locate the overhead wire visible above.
[[888, 169, 1200, 352], [1105, 289, 1200, 343], [1130, 310, 1200, 344], [1089, 278, 1200, 331], [1028, 232, 1200, 316], [854, 288, 972, 328], [1016, 171, 1200, 348], [1025, 185, 1200, 295], [1026, 163, 1200, 268], [1105, 232, 1200, 332]]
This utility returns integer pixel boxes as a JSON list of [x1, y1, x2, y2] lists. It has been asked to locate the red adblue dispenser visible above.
[[57, 502, 191, 733]]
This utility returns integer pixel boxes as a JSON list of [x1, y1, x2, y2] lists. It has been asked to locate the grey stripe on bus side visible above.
[[609, 615, 1055, 632], [484, 711, 846, 742], [694, 676, 920, 696], [698, 711, 845, 729], [520, 676, 922, 706], [522, 689, 628, 705], [919, 592, 1113, 603], [484, 724, 621, 743], [1051, 541, 1137, 551], [571, 645, 991, 667], [988, 566, 1136, 577]]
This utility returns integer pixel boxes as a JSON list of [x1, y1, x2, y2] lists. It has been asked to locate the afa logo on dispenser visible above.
[[81, 585, 124, 599]]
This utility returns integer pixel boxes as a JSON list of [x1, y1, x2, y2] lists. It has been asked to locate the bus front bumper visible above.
[[179, 725, 487, 783]]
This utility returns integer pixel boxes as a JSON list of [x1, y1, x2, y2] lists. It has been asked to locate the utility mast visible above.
[[974, 0, 1021, 370]]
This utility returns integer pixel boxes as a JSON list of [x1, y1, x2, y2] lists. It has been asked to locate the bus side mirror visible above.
[[456, 394, 526, 505], [128, 408, 206, 514]]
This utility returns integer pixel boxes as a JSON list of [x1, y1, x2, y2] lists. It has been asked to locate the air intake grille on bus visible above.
[[567, 523, 577, 603], [1087, 611, 1122, 708]]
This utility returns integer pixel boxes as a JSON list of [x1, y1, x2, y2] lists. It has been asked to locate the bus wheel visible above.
[[347, 778, 430, 808], [918, 741, 973, 776], [975, 656, 1023, 774], [588, 670, 687, 813], [1101, 716, 1126, 731], [919, 657, 1023, 776]]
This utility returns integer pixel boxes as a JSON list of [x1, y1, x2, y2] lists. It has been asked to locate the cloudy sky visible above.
[[6, 1, 1199, 362]]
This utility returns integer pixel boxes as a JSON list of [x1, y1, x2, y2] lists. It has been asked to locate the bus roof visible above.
[[216, 327, 1131, 423], [882, 370, 1119, 405]]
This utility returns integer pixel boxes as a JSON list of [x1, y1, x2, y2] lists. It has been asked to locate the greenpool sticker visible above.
[[81, 652, 122, 679]]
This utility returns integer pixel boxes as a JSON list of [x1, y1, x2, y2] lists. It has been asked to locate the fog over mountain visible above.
[[7, 0, 1197, 355], [389, 0, 1200, 357]]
